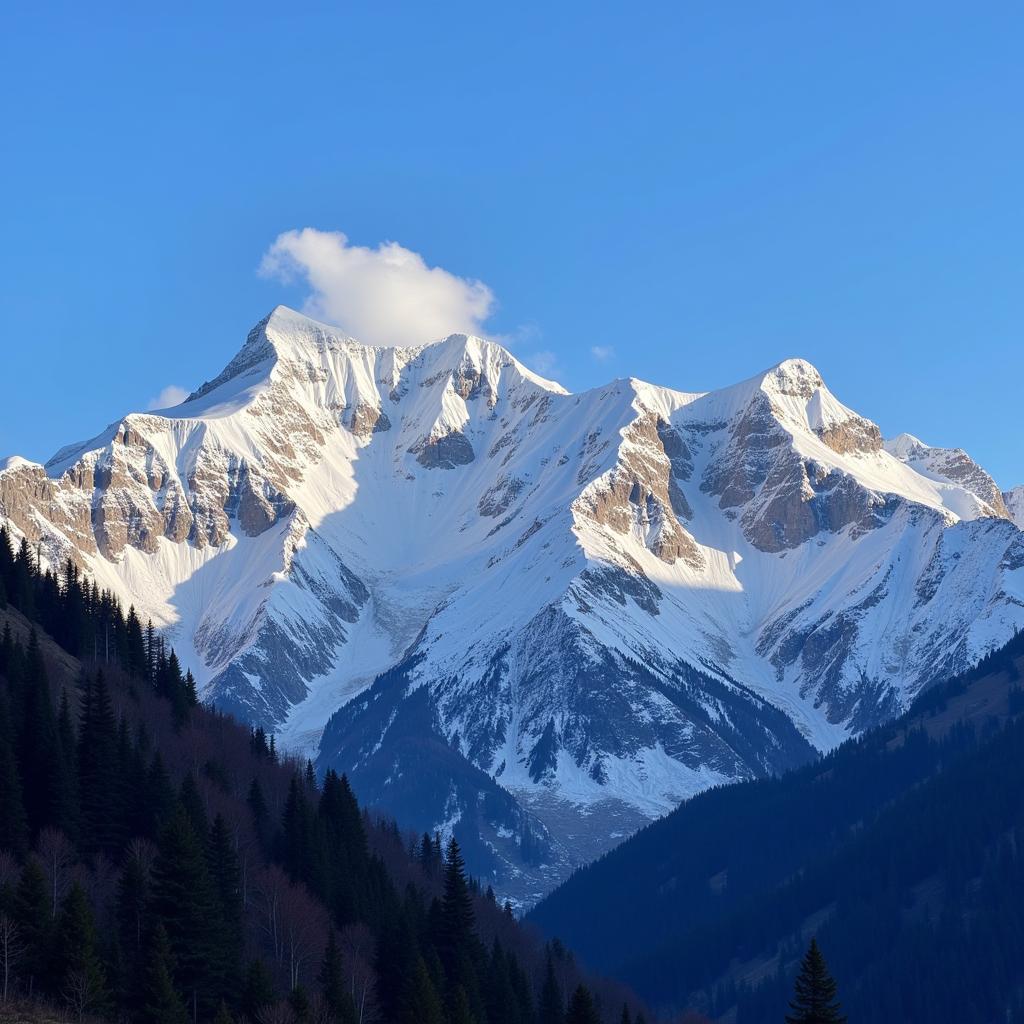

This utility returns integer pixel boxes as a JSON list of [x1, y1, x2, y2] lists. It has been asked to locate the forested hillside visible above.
[[0, 527, 641, 1024], [531, 628, 1024, 1022]]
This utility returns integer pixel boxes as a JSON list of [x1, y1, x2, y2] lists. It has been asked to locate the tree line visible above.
[[0, 526, 643, 1023]]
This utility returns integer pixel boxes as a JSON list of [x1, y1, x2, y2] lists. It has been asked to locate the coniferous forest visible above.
[[0, 526, 641, 1023], [531, 625, 1024, 1022]]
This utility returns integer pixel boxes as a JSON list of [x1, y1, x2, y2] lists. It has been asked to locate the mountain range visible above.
[[3, 306, 1023, 899]]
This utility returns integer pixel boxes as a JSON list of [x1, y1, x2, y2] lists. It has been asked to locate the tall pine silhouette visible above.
[[785, 939, 846, 1024]]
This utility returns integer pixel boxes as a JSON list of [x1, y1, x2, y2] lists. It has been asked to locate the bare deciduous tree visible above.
[[0, 913, 25, 1003], [279, 881, 327, 990], [256, 1001, 296, 1024], [37, 827, 73, 920], [63, 968, 97, 1022], [340, 924, 379, 1024]]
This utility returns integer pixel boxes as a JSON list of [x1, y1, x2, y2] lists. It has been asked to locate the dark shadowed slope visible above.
[[530, 629, 1024, 1022]]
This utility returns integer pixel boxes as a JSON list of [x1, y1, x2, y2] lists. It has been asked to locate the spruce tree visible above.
[[241, 959, 275, 1021], [55, 882, 109, 1018], [785, 939, 846, 1024], [138, 923, 189, 1024], [539, 951, 564, 1024], [207, 813, 243, 997], [319, 930, 357, 1024], [403, 955, 445, 1024], [13, 858, 51, 992], [149, 805, 223, 1015], [438, 837, 475, 980], [566, 985, 600, 1024], [0, 694, 27, 853]]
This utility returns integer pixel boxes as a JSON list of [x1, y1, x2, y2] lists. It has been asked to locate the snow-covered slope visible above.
[[3, 307, 1023, 899], [1003, 485, 1024, 530]]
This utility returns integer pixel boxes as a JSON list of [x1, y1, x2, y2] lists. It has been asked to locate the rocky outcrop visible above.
[[575, 413, 703, 568], [411, 430, 475, 469]]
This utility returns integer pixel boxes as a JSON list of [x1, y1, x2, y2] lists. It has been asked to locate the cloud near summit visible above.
[[259, 228, 496, 347]]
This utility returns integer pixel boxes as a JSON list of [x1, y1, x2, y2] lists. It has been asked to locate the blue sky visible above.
[[2, 2, 1022, 483]]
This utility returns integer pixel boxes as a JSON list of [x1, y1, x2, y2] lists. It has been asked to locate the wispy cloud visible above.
[[148, 385, 189, 410], [590, 344, 615, 363], [259, 228, 496, 347]]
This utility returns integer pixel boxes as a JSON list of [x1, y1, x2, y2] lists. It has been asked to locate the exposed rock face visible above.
[[3, 311, 1023, 903], [816, 415, 883, 455], [575, 413, 703, 568], [412, 430, 475, 469], [885, 433, 1009, 518], [347, 402, 391, 438]]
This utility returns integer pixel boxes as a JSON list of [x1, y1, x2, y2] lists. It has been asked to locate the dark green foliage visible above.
[[565, 985, 600, 1024], [13, 858, 51, 985], [240, 959, 275, 1021], [319, 930, 358, 1024], [139, 923, 189, 1024], [0, 544, 625, 1024], [534, 628, 1024, 1023], [539, 952, 564, 1024], [54, 882, 109, 1017], [150, 805, 226, 1015], [785, 940, 845, 1024]]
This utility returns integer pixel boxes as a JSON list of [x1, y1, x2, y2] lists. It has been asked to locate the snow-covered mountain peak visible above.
[[4, 310, 1024, 900], [883, 433, 1009, 520]]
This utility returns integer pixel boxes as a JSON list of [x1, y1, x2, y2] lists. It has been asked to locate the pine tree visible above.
[[77, 669, 124, 857], [13, 859, 51, 991], [785, 939, 846, 1024], [403, 955, 445, 1024], [438, 837, 475, 980], [241, 959, 275, 1021], [138, 923, 189, 1024], [319, 930, 357, 1024], [207, 813, 243, 997], [539, 951, 564, 1024], [149, 805, 223, 1015], [566, 985, 600, 1024], [55, 882, 109, 1018], [0, 693, 27, 853]]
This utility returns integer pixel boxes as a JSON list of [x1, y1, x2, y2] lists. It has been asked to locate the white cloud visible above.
[[148, 385, 189, 410], [590, 344, 615, 363], [259, 228, 496, 347]]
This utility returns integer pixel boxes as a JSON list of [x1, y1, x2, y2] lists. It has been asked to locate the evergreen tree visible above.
[[319, 930, 357, 1024], [18, 630, 63, 835], [438, 837, 475, 985], [138, 923, 189, 1024], [77, 669, 124, 857], [0, 693, 27, 853], [241, 959, 275, 1021], [565, 985, 600, 1024], [207, 813, 243, 996], [117, 846, 151, 1008], [403, 955, 445, 1024], [785, 939, 846, 1024], [13, 858, 51, 991], [149, 805, 224, 1015], [539, 951, 564, 1024], [55, 882, 109, 1018]]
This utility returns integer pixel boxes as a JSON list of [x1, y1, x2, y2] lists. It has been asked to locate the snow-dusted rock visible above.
[[3, 307, 1023, 900]]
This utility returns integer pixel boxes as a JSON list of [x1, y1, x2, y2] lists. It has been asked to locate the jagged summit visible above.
[[3, 308, 1023, 899]]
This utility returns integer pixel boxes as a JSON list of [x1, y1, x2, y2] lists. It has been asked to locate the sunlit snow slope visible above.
[[3, 307, 1023, 898]]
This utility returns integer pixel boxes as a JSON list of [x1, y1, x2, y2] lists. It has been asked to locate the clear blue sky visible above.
[[2, 3, 1022, 483]]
